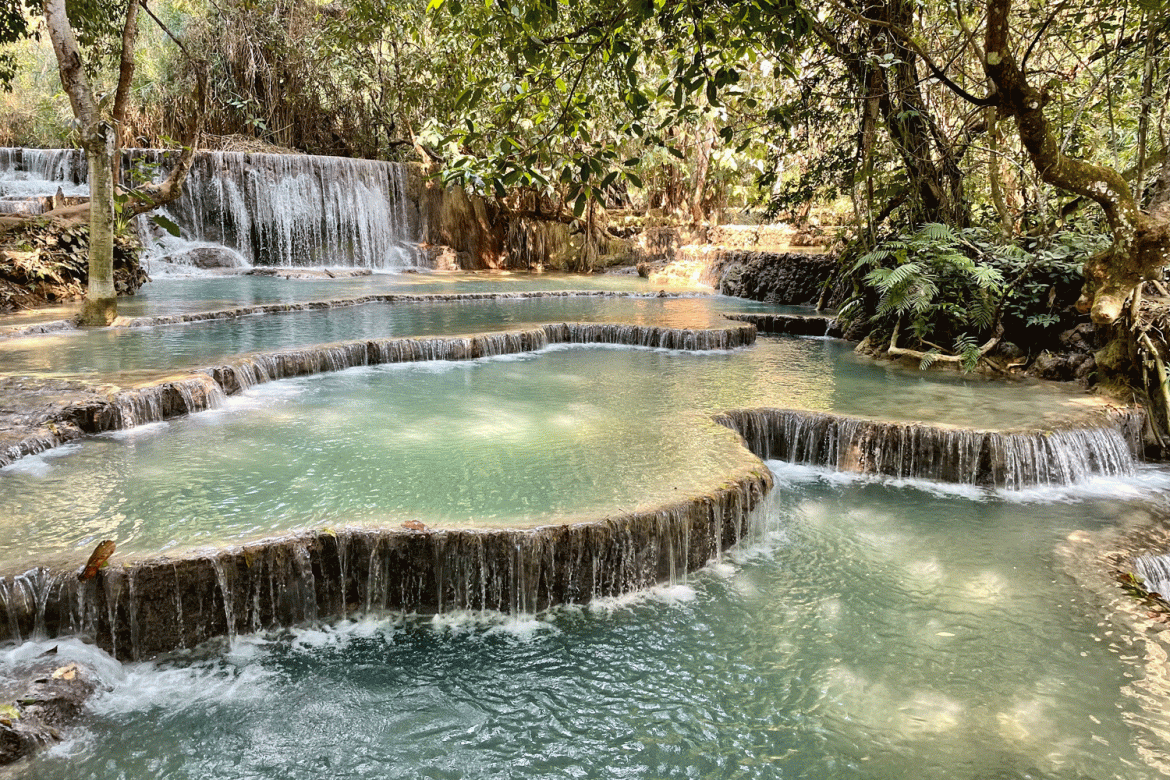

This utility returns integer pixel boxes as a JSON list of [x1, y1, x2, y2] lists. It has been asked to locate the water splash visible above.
[[133, 150, 421, 269], [0, 467, 771, 660]]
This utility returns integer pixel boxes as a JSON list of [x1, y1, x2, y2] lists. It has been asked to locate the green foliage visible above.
[[852, 222, 1005, 349], [423, 0, 813, 214], [849, 221, 1103, 366], [986, 230, 1104, 336], [0, 0, 36, 88]]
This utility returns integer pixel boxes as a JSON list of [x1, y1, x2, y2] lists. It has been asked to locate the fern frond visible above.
[[882, 261, 923, 289], [918, 223, 956, 243], [968, 296, 997, 330], [852, 247, 893, 271], [919, 349, 941, 370], [969, 265, 1005, 290]]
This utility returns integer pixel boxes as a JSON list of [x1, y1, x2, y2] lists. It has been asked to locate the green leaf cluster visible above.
[[852, 222, 1004, 351]]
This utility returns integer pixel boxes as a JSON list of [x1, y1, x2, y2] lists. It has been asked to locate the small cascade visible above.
[[542, 322, 755, 351], [101, 567, 125, 660], [0, 148, 87, 197], [1135, 554, 1170, 599], [207, 324, 744, 394], [131, 149, 421, 269], [110, 374, 226, 429], [0, 198, 44, 215], [0, 469, 771, 660], [715, 407, 1143, 489]]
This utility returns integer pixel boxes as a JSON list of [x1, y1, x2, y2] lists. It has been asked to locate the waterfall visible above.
[[0, 467, 773, 659], [143, 150, 421, 269], [715, 407, 1143, 489], [1135, 554, 1170, 599], [0, 148, 422, 269], [0, 148, 86, 194]]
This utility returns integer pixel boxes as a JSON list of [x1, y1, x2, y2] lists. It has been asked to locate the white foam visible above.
[[94, 658, 278, 716], [104, 421, 171, 440], [0, 443, 84, 476], [429, 610, 559, 641], [648, 583, 699, 602], [0, 637, 123, 684], [765, 459, 1170, 502]]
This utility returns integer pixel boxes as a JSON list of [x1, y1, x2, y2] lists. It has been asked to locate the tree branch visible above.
[[823, 0, 996, 107]]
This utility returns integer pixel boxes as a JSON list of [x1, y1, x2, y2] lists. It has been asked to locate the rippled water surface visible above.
[[3, 274, 1168, 777], [0, 339, 1108, 569], [17, 462, 1170, 780], [124, 270, 664, 315], [0, 294, 782, 379]]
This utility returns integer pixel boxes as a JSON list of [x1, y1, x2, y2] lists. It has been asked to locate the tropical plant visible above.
[[847, 223, 1007, 369]]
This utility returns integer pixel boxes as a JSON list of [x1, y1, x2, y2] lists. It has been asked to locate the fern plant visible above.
[[852, 223, 1006, 363]]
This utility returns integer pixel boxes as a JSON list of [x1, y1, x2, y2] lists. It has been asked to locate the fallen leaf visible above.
[[51, 663, 78, 681], [79, 540, 115, 581]]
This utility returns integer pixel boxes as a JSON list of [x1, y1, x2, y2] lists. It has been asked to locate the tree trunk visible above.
[[43, 0, 204, 325], [813, 0, 970, 228], [44, 0, 117, 326], [983, 0, 1170, 326], [690, 120, 715, 225], [80, 128, 117, 325]]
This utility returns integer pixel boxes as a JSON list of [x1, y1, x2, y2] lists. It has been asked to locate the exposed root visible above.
[[885, 318, 1000, 369]]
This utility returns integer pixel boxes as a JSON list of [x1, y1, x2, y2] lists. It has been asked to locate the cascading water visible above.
[[142, 150, 421, 269], [716, 407, 1142, 489], [1135, 553, 1170, 598], [0, 148, 422, 269], [0, 148, 87, 194], [3, 278, 1170, 776]]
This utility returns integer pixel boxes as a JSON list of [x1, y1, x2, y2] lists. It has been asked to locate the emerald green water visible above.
[[121, 270, 661, 316], [0, 339, 1109, 571], [2, 273, 1169, 777], [17, 463, 1170, 779], [0, 294, 773, 380]]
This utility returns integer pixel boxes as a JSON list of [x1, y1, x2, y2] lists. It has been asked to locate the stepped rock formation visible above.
[[0, 469, 770, 660], [0, 321, 1148, 659]]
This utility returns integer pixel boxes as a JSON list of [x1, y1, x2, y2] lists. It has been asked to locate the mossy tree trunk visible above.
[[982, 0, 1170, 327]]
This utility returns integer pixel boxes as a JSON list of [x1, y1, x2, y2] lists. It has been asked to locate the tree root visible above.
[[1138, 329, 1170, 449], [885, 318, 1001, 368]]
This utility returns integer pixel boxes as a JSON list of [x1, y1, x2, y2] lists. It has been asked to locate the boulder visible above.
[[0, 658, 100, 766], [162, 246, 246, 269]]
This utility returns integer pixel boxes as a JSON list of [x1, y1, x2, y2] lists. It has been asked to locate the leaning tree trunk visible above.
[[983, 0, 1170, 327], [982, 0, 1170, 445]]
